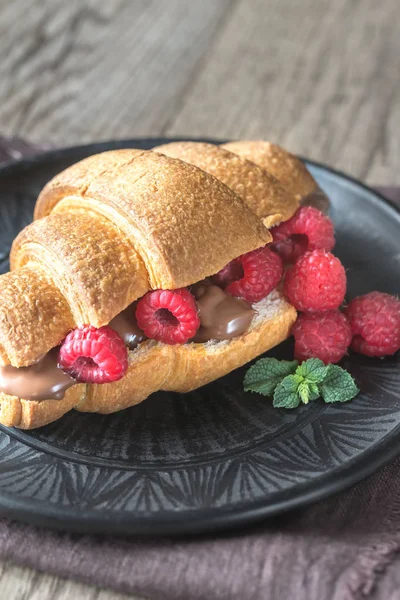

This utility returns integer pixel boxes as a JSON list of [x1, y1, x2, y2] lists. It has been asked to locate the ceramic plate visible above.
[[0, 138, 399, 535]]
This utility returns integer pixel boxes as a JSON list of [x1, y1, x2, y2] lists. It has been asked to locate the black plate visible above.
[[0, 138, 399, 536]]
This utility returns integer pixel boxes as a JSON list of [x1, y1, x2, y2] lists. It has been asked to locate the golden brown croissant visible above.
[[0, 142, 323, 429], [153, 142, 299, 227]]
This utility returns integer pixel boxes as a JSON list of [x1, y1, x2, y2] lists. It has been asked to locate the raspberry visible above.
[[59, 325, 128, 383], [284, 250, 346, 312], [212, 246, 283, 304], [292, 311, 352, 364], [135, 288, 200, 344], [272, 206, 335, 263], [212, 260, 244, 289], [345, 292, 400, 357]]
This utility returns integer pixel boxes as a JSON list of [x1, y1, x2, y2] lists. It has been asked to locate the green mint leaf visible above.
[[244, 358, 298, 396], [273, 374, 302, 409], [298, 381, 310, 404], [296, 358, 328, 384], [320, 365, 359, 403], [297, 379, 321, 405], [308, 381, 321, 401]]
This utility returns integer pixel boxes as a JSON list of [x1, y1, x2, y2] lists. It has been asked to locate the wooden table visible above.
[[0, 0, 399, 597]]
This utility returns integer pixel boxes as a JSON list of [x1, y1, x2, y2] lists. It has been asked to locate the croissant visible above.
[[0, 142, 324, 429], [221, 140, 330, 212]]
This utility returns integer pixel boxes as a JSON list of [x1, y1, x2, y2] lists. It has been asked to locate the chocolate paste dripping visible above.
[[0, 348, 75, 401], [191, 280, 255, 343], [0, 306, 147, 402], [0, 283, 256, 400]]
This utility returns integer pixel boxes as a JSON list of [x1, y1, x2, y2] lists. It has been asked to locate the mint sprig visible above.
[[244, 357, 359, 409]]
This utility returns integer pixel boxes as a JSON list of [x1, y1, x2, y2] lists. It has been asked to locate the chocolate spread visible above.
[[0, 283, 255, 401], [0, 349, 75, 401], [301, 186, 330, 214], [109, 305, 146, 349], [191, 281, 255, 342]]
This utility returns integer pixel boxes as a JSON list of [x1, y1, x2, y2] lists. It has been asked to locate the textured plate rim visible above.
[[0, 137, 398, 537], [0, 422, 399, 537]]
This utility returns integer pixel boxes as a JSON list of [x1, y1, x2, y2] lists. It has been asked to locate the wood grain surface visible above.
[[0, 561, 138, 600], [0, 0, 399, 598], [0, 0, 399, 184]]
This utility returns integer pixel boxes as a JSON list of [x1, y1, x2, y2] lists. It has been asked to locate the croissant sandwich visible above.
[[0, 141, 330, 429]]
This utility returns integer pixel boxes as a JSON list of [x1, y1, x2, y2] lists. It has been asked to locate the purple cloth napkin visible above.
[[0, 137, 399, 600]]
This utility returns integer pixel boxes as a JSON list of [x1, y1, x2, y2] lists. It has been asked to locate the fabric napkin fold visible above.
[[0, 137, 399, 600]]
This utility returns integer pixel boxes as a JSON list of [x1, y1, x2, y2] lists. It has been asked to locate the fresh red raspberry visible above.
[[135, 288, 200, 344], [272, 206, 335, 263], [212, 246, 283, 304], [292, 311, 352, 364], [284, 250, 346, 312], [212, 260, 244, 289], [59, 325, 128, 383], [345, 292, 400, 357]]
